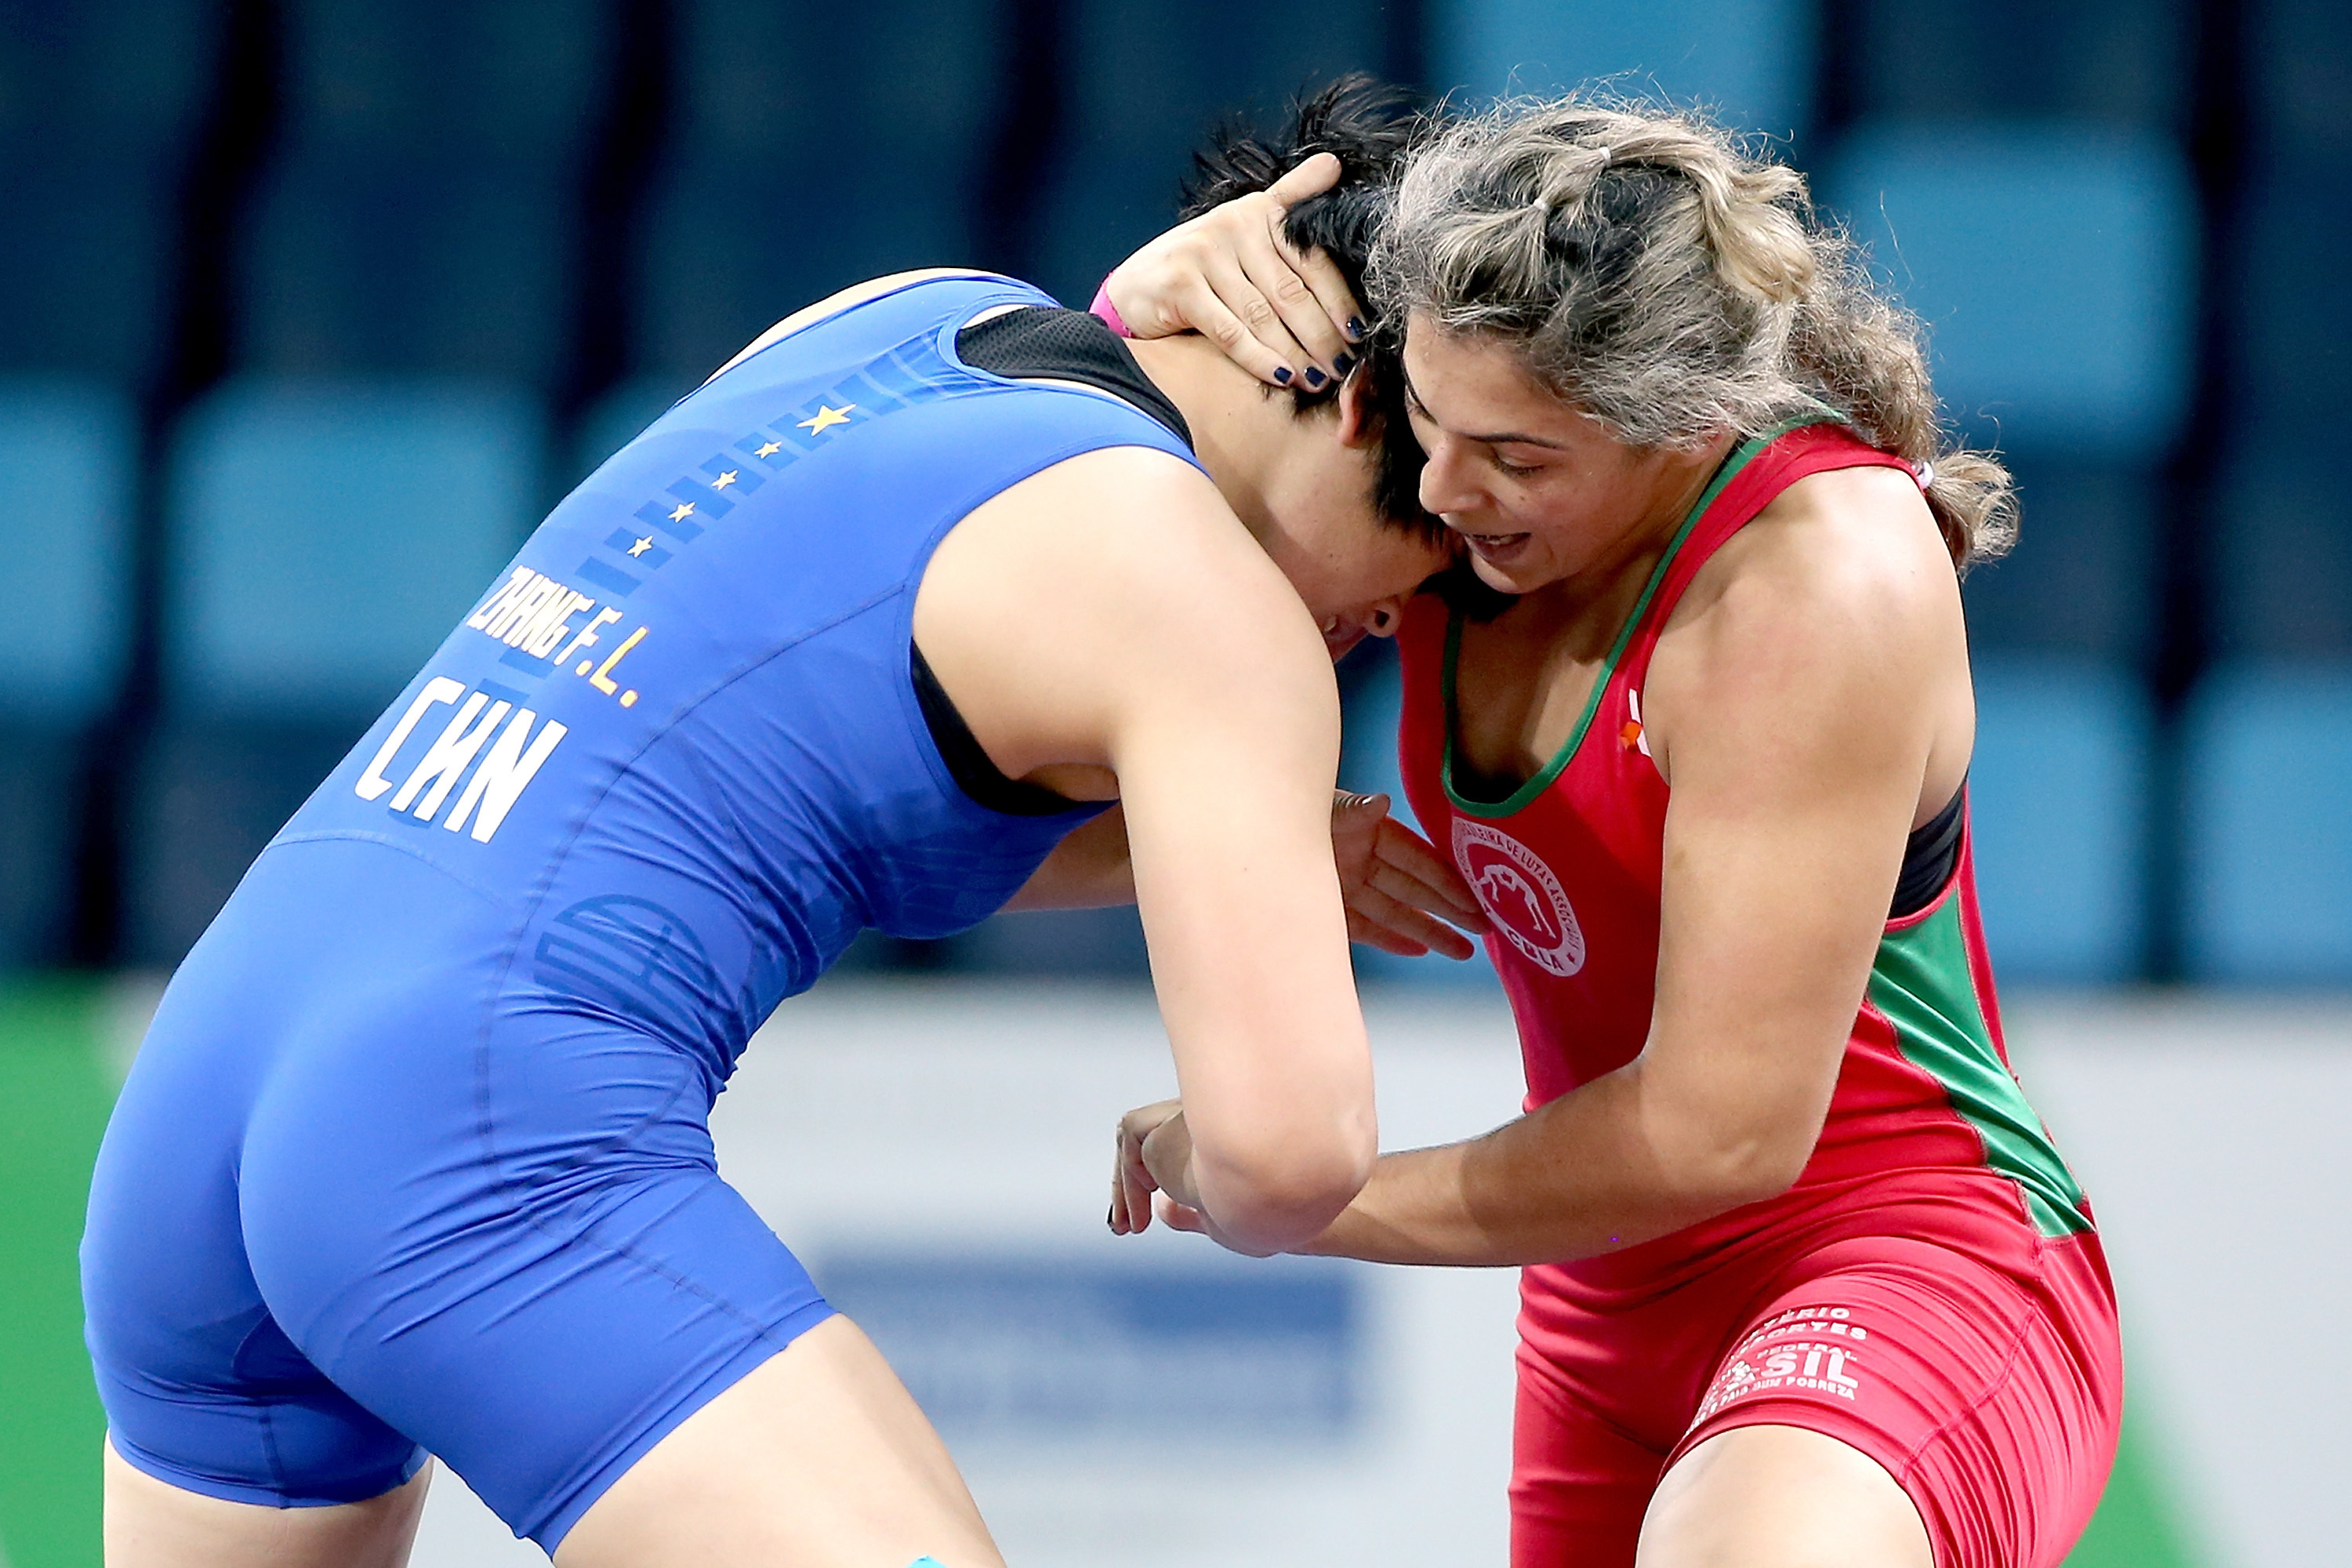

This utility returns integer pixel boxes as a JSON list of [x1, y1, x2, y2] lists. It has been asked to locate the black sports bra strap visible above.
[[1891, 782, 1967, 919]]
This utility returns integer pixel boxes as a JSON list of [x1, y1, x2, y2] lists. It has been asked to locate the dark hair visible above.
[[1178, 77, 1443, 543]]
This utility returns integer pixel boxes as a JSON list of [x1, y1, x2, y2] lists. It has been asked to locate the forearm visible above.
[[1299, 1061, 1791, 1267]]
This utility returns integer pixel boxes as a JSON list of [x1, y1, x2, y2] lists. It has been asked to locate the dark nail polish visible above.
[[1346, 315, 1367, 339], [1303, 366, 1327, 389], [1333, 351, 1356, 376], [1273, 365, 1294, 384]]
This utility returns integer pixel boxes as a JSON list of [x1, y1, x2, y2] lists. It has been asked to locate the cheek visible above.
[[1505, 474, 1611, 548]]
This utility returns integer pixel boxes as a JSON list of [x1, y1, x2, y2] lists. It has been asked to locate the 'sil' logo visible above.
[[1452, 818, 1586, 977]]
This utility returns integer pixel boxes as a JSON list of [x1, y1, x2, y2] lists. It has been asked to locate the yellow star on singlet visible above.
[[712, 470, 739, 490], [754, 441, 782, 458], [797, 404, 855, 435], [668, 502, 695, 523], [628, 536, 654, 557]]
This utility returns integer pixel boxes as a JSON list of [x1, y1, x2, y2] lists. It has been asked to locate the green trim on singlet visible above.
[[1868, 899, 2092, 1239], [1440, 411, 1842, 819]]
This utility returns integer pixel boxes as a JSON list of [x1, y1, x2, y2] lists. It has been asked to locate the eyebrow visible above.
[[1400, 373, 1570, 450]]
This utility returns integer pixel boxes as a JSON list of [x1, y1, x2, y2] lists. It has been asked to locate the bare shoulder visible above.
[[938, 445, 1297, 626], [1668, 466, 1960, 676], [705, 268, 1000, 383], [942, 442, 1328, 691], [1647, 463, 1969, 780], [916, 445, 1330, 779]]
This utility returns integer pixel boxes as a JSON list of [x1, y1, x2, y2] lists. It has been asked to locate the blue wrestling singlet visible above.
[[82, 274, 1200, 1547]]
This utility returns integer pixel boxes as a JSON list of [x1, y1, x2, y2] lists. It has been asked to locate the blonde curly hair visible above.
[[1372, 96, 2016, 569]]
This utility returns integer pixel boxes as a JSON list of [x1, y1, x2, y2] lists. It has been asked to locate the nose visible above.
[[1417, 435, 1484, 517], [1364, 595, 1407, 639]]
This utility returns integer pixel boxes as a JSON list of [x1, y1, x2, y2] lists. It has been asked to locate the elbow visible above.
[[1662, 1123, 1812, 1220], [1194, 1118, 1377, 1254]]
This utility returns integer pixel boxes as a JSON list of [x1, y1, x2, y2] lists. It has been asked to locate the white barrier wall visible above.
[[406, 980, 2352, 1568]]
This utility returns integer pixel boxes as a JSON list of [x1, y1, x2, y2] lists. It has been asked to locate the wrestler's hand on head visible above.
[[1109, 1099, 1196, 1235], [1332, 791, 1489, 960], [1103, 151, 1367, 389]]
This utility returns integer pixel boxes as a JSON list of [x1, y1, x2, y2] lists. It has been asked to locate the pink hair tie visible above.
[[1088, 278, 1134, 339], [1913, 459, 1936, 491]]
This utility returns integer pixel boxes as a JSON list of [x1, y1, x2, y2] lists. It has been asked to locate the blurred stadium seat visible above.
[[0, 2, 219, 386], [1842, 0, 2190, 127], [1428, 0, 1817, 136], [2216, 154, 2352, 655], [239, 0, 617, 387], [635, 0, 1013, 381], [1025, 0, 1389, 307], [0, 385, 139, 723], [129, 379, 544, 962], [0, 383, 137, 965], [1824, 124, 2197, 665], [2212, 2, 2352, 660], [2183, 662, 2352, 984], [573, 376, 693, 487], [2216, 442, 2352, 659], [2250, 0, 2352, 152], [1825, 123, 2197, 455], [1962, 466, 2163, 661], [1968, 658, 2153, 982]]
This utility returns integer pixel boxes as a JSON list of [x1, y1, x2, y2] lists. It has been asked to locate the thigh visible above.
[[1511, 1345, 1664, 1568], [103, 1441, 433, 1568], [252, 1146, 840, 1552], [557, 1315, 1004, 1568], [1661, 1236, 2121, 1568], [1639, 1425, 1929, 1568]]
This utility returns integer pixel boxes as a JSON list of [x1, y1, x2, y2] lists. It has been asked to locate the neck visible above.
[[1122, 334, 1289, 540]]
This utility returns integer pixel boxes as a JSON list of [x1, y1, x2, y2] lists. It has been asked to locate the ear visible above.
[[1334, 365, 1381, 449]]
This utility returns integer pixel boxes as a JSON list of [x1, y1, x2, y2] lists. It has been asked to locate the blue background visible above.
[[0, 0, 2345, 984]]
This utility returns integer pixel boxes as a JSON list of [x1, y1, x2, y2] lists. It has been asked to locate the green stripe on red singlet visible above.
[[0, 979, 114, 1568], [1866, 899, 2090, 1239]]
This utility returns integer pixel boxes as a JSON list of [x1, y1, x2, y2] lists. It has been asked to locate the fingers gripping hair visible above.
[[1375, 95, 2017, 570]]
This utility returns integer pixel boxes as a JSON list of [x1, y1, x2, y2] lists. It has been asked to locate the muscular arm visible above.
[[1185, 473, 1968, 1265], [916, 448, 1377, 1251]]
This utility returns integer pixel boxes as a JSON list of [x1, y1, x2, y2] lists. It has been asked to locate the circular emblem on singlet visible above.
[[1452, 817, 1586, 977]]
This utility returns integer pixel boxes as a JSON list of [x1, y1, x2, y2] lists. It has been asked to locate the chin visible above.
[[1468, 557, 1544, 596]]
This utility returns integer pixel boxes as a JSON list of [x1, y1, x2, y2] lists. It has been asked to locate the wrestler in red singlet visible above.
[[1393, 416, 2123, 1568]]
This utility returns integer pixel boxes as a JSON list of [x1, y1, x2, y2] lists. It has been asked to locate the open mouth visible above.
[[1457, 529, 1533, 561]]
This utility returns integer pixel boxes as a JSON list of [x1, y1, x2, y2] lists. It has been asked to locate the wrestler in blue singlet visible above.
[[82, 274, 1198, 1548]]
